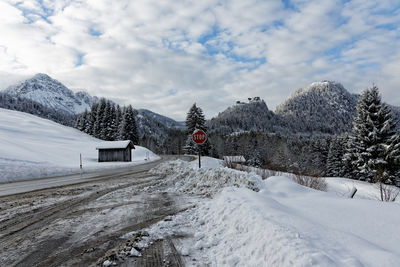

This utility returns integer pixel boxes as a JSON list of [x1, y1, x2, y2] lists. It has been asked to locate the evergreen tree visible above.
[[186, 103, 206, 134], [100, 100, 110, 140], [107, 103, 117, 141], [386, 133, 400, 182], [100, 100, 115, 141], [114, 105, 122, 140], [247, 150, 262, 167], [75, 110, 87, 131], [310, 137, 330, 175], [326, 135, 348, 177], [183, 135, 198, 155], [83, 110, 92, 134], [345, 86, 398, 183], [183, 103, 210, 155], [93, 99, 106, 139], [119, 105, 139, 144], [88, 102, 98, 135]]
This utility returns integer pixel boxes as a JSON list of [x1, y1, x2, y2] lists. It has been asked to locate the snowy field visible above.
[[126, 158, 400, 267], [0, 108, 159, 182]]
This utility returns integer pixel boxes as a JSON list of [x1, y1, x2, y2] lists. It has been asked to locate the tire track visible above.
[[0, 156, 191, 266], [0, 173, 166, 266], [0, 173, 156, 241]]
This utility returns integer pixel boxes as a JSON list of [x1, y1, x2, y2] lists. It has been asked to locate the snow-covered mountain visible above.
[[3, 73, 98, 115], [275, 81, 359, 134], [138, 109, 185, 129], [135, 109, 186, 153], [207, 82, 360, 135], [208, 81, 392, 135], [275, 81, 400, 133], [207, 98, 282, 134]]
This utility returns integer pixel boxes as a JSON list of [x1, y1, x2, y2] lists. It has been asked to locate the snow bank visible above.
[[179, 177, 400, 266], [139, 160, 400, 267], [326, 177, 400, 202], [149, 158, 263, 196], [0, 108, 159, 182]]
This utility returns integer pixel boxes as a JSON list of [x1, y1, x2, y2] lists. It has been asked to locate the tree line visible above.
[[75, 98, 139, 144], [72, 86, 399, 187], [201, 86, 400, 186]]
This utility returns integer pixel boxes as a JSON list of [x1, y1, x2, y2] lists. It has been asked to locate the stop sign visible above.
[[192, 129, 207, 145]]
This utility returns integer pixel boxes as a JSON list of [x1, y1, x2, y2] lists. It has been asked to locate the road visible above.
[[0, 155, 192, 197], [0, 155, 193, 266]]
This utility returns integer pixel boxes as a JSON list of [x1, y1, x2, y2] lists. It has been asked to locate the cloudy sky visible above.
[[0, 0, 399, 120]]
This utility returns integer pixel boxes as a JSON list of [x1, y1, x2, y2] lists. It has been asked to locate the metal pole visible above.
[[79, 153, 83, 177], [198, 146, 201, 168]]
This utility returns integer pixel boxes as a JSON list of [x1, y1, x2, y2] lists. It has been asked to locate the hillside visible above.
[[2, 73, 186, 153], [207, 82, 362, 135], [3, 73, 98, 115], [0, 108, 158, 182], [0, 91, 76, 126], [138, 109, 185, 129], [207, 99, 282, 134], [275, 81, 359, 134]]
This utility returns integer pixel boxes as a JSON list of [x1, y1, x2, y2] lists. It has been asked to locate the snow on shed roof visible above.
[[96, 140, 134, 150], [223, 156, 246, 162]]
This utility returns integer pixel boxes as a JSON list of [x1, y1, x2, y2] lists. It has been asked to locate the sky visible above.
[[0, 0, 399, 121]]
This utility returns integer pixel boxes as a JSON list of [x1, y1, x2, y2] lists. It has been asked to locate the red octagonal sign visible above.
[[192, 129, 207, 145]]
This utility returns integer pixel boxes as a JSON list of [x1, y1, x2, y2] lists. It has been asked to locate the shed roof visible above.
[[96, 140, 135, 150], [223, 156, 246, 162]]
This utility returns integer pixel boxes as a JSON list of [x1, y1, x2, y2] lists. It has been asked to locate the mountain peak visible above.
[[4, 73, 98, 115], [293, 81, 350, 98], [32, 73, 51, 80], [275, 81, 358, 134], [208, 97, 278, 134]]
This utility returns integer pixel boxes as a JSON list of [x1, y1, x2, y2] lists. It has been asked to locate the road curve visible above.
[[0, 155, 190, 197]]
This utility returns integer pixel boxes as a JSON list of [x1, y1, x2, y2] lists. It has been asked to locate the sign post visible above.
[[80, 153, 83, 176], [192, 129, 207, 168]]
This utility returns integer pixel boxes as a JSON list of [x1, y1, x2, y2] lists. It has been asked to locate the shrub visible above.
[[378, 182, 400, 202], [223, 160, 282, 180], [291, 173, 327, 191]]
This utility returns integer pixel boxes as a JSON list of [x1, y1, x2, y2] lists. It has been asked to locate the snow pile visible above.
[[149, 158, 263, 196], [0, 108, 159, 182], [133, 170, 400, 266], [176, 177, 400, 266]]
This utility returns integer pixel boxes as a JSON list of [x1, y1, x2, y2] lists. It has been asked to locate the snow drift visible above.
[[149, 157, 263, 196]]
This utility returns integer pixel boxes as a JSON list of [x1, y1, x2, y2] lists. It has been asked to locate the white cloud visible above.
[[0, 0, 399, 120]]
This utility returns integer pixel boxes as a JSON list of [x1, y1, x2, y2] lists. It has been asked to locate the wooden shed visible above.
[[223, 156, 246, 163], [96, 140, 135, 162]]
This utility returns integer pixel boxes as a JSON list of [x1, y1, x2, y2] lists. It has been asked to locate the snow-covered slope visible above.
[[275, 81, 359, 134], [140, 159, 400, 267], [0, 108, 159, 182], [3, 73, 98, 115]]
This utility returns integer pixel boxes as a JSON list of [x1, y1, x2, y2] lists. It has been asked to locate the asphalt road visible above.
[[0, 155, 193, 266], [0, 155, 190, 197]]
